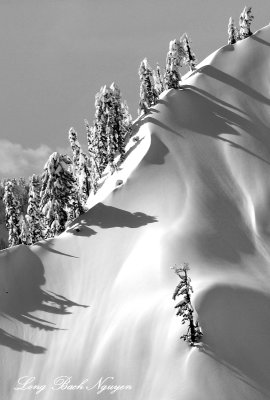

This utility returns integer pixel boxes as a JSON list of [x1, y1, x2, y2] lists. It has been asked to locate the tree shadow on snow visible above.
[[197, 65, 270, 106], [146, 76, 270, 164], [250, 34, 270, 47], [0, 328, 46, 354], [67, 203, 157, 236], [198, 284, 270, 397], [0, 246, 88, 353], [141, 134, 170, 166], [34, 240, 79, 258], [79, 203, 157, 230]]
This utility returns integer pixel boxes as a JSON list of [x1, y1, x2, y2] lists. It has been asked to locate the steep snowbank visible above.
[[2, 25, 270, 400]]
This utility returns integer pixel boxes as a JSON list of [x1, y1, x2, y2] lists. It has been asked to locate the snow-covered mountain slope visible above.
[[2, 25, 270, 400]]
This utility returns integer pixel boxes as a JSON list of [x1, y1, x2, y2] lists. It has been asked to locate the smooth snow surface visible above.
[[2, 26, 270, 400]]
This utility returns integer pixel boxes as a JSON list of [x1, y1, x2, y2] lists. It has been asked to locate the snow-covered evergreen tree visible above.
[[153, 63, 165, 95], [19, 215, 32, 245], [91, 85, 111, 173], [68, 127, 81, 176], [181, 33, 197, 71], [172, 263, 203, 345], [110, 82, 130, 164], [121, 100, 133, 140], [40, 152, 83, 236], [138, 58, 158, 115], [85, 119, 100, 194], [50, 213, 62, 236], [3, 180, 22, 247], [228, 17, 239, 44], [164, 39, 184, 90], [89, 83, 131, 175], [26, 174, 44, 243], [239, 6, 254, 39], [78, 150, 92, 205]]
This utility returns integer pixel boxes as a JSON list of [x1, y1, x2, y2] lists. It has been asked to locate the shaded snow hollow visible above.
[[2, 25, 270, 400]]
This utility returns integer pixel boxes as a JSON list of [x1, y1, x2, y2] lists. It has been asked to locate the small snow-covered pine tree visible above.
[[50, 213, 62, 236], [110, 82, 130, 164], [40, 152, 83, 236], [181, 33, 197, 71], [68, 127, 81, 177], [3, 180, 22, 247], [164, 39, 184, 90], [138, 58, 158, 115], [78, 150, 92, 205], [19, 215, 32, 245], [26, 174, 44, 243], [121, 100, 133, 140], [228, 17, 239, 44], [92, 85, 111, 172], [239, 6, 254, 40], [85, 119, 100, 194], [172, 263, 203, 345], [153, 63, 165, 95]]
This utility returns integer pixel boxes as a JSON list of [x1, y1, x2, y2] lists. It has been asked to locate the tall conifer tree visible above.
[[228, 17, 239, 44], [40, 152, 83, 236], [138, 58, 158, 114], [153, 63, 165, 95], [3, 181, 22, 247], [239, 6, 254, 39], [181, 33, 197, 71], [26, 174, 44, 243], [164, 39, 184, 89]]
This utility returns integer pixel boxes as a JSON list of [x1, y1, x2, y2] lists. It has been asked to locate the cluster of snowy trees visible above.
[[0, 7, 257, 248], [138, 33, 197, 114], [172, 263, 203, 345], [228, 6, 254, 45], [0, 83, 132, 248], [137, 6, 255, 115], [0, 178, 29, 247]]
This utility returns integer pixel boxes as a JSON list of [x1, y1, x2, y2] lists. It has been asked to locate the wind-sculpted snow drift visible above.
[[2, 25, 270, 400]]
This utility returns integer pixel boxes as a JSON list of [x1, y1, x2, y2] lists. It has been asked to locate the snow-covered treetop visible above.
[[138, 58, 154, 80], [42, 152, 72, 179], [171, 262, 190, 278], [239, 6, 254, 27], [167, 39, 185, 68], [239, 6, 254, 39]]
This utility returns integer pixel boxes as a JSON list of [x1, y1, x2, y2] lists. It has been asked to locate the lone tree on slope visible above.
[[172, 262, 203, 345], [239, 6, 254, 39]]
